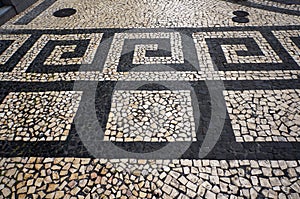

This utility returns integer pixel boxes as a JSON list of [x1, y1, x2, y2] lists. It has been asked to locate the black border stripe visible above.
[[14, 0, 57, 25]]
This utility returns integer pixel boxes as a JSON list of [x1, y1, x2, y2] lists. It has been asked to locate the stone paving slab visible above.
[[0, 158, 299, 198], [1, 0, 300, 29], [0, 0, 299, 198]]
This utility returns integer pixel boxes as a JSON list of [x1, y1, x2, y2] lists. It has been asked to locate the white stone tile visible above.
[[223, 89, 300, 142], [0, 91, 82, 141], [104, 90, 196, 142]]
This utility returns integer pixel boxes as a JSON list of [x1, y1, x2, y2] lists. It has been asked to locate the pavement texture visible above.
[[0, 0, 300, 198]]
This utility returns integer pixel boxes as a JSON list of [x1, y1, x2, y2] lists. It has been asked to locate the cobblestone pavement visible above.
[[0, 0, 300, 198]]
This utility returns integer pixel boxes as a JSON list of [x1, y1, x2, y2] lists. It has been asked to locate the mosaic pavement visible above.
[[0, 0, 300, 198]]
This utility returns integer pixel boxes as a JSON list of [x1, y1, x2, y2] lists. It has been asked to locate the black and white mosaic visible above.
[[12, 33, 103, 73], [0, 30, 299, 155], [224, 89, 300, 142], [102, 32, 195, 74], [0, 28, 299, 81], [0, 34, 31, 72], [193, 30, 290, 72], [228, 0, 300, 16], [272, 30, 300, 67], [104, 90, 196, 142], [0, 0, 300, 197], [0, 91, 82, 141], [2, 0, 300, 29]]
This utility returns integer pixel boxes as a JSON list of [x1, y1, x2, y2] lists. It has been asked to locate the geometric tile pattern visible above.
[[0, 0, 300, 197], [12, 33, 103, 73], [193, 31, 282, 71], [0, 34, 30, 71], [272, 30, 300, 67], [224, 89, 300, 142], [0, 34, 31, 65], [103, 32, 184, 73], [104, 90, 196, 142], [0, 91, 82, 141], [0, 30, 298, 81], [44, 45, 80, 65], [133, 43, 174, 65]]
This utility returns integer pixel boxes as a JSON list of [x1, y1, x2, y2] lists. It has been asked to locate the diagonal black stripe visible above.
[[14, 0, 57, 25]]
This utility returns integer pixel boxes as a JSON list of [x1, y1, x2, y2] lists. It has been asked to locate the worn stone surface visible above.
[[0, 158, 299, 198], [0, 0, 300, 198], [224, 89, 300, 142], [104, 90, 196, 142], [0, 91, 82, 141]]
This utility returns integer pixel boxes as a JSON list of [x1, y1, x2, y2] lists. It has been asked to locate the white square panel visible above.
[[224, 89, 300, 142], [104, 90, 196, 142], [0, 91, 82, 141]]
